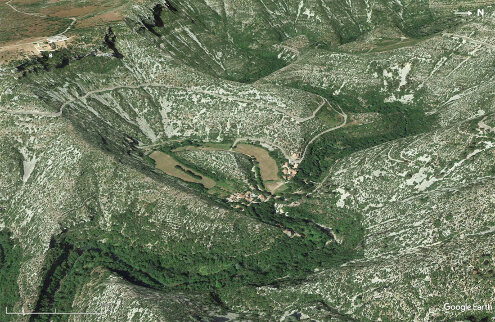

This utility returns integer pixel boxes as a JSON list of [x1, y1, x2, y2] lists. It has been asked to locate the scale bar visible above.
[[5, 307, 105, 315]]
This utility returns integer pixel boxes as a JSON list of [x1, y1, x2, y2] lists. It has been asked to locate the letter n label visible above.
[[477, 9, 484, 17]]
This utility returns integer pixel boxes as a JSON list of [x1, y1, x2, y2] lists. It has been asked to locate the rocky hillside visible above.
[[0, 0, 494, 321]]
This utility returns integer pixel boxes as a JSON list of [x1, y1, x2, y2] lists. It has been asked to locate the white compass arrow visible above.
[[454, 11, 473, 16]]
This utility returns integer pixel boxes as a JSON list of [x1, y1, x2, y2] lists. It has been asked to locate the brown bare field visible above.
[[174, 143, 285, 194], [234, 144, 280, 181], [0, 4, 67, 45], [43, 5, 100, 18], [0, 0, 126, 63], [0, 35, 74, 65], [150, 151, 216, 189], [0, 45, 38, 64], [172, 144, 284, 193], [234, 144, 285, 194], [11, 0, 40, 5], [76, 11, 124, 28], [264, 181, 286, 194]]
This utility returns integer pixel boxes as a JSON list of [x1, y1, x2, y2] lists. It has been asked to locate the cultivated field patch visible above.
[[150, 151, 216, 189], [173, 143, 285, 194], [233, 144, 281, 182]]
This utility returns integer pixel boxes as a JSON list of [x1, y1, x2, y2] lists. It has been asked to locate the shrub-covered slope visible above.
[[0, 0, 494, 321]]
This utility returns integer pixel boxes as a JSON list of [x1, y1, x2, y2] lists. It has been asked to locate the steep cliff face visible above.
[[0, 0, 494, 321], [127, 0, 464, 82]]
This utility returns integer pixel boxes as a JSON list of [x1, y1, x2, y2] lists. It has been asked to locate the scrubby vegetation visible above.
[[28, 200, 362, 317], [2, 0, 494, 320], [0, 232, 22, 313], [296, 104, 435, 184]]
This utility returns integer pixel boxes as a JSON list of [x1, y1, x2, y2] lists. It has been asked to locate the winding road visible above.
[[230, 100, 348, 164], [443, 32, 495, 51], [0, 82, 325, 121], [1, 82, 348, 164], [0, 0, 76, 50], [5, 0, 45, 17]]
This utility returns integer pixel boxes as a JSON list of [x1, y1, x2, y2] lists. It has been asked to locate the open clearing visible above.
[[173, 143, 285, 194], [0, 0, 125, 63], [233, 144, 281, 182], [0, 1, 68, 46], [150, 151, 216, 189]]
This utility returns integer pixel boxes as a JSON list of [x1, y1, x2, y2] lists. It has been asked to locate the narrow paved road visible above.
[[295, 100, 348, 164], [443, 32, 495, 50], [1, 82, 328, 123], [1, 83, 347, 164], [6, 0, 45, 17], [230, 99, 347, 163]]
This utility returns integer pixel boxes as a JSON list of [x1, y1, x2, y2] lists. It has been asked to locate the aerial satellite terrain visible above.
[[0, 0, 494, 320]]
